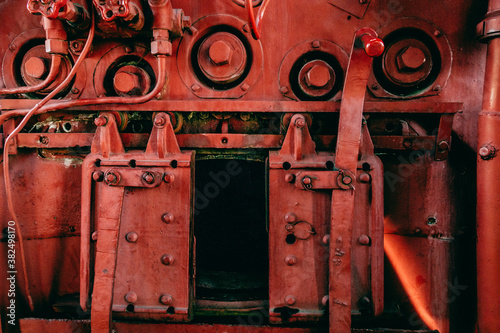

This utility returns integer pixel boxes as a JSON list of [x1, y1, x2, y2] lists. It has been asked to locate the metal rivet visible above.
[[164, 173, 175, 183], [91, 231, 98, 241], [191, 84, 201, 92], [311, 40, 321, 48], [284, 212, 297, 223], [322, 295, 329, 306], [322, 234, 330, 245], [162, 212, 174, 224], [280, 86, 289, 94], [71, 88, 80, 95], [160, 294, 173, 305], [92, 171, 104, 182], [359, 173, 371, 183], [241, 83, 250, 91], [124, 291, 137, 303], [284, 255, 297, 266], [302, 176, 312, 185], [358, 235, 371, 245], [126, 232, 138, 243], [284, 173, 295, 183], [285, 295, 296, 305], [161, 254, 174, 265]]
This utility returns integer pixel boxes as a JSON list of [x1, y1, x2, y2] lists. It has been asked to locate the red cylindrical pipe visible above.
[[477, 1, 500, 331]]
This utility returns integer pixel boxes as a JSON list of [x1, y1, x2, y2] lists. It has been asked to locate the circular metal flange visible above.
[[368, 18, 452, 99], [2, 28, 86, 99], [177, 14, 264, 99], [278, 40, 348, 101], [93, 43, 157, 98]]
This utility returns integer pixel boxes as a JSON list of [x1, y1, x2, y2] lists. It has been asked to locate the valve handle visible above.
[[92, 0, 130, 22], [360, 34, 385, 58], [355, 28, 385, 58], [27, 0, 68, 19]]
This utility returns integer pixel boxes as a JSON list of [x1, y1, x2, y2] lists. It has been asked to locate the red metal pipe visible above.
[[245, 0, 271, 40], [477, 0, 500, 331]]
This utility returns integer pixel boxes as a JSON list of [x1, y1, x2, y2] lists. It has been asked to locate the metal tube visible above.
[[477, 0, 500, 331]]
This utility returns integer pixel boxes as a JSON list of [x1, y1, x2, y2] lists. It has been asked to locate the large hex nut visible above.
[[151, 40, 172, 56], [45, 39, 68, 55]]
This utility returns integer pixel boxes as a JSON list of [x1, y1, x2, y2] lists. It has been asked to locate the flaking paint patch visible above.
[[63, 158, 82, 168]]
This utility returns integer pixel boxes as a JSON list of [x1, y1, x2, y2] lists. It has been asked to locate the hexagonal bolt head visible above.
[[396, 46, 427, 71], [305, 64, 332, 88], [209, 40, 233, 66], [24, 57, 48, 79], [114, 72, 140, 95], [142, 172, 155, 184]]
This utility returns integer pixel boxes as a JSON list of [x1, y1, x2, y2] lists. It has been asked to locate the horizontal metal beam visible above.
[[0, 99, 462, 113], [13, 133, 438, 151]]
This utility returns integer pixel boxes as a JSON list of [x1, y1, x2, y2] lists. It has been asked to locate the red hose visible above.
[[245, 0, 271, 40], [0, 55, 63, 95]]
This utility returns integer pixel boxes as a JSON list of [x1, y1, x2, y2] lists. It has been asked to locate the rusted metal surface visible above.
[[80, 113, 194, 328]]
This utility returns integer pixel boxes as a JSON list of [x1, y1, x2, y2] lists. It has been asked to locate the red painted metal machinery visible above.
[[0, 0, 496, 332]]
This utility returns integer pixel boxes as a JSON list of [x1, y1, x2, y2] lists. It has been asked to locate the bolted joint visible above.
[[94, 115, 108, 127], [45, 39, 68, 55], [154, 113, 168, 127], [396, 46, 427, 71], [151, 39, 173, 56], [479, 144, 497, 160], [305, 64, 332, 88], [142, 172, 155, 184], [209, 40, 233, 66], [24, 57, 48, 79], [104, 171, 120, 185], [294, 116, 306, 128]]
